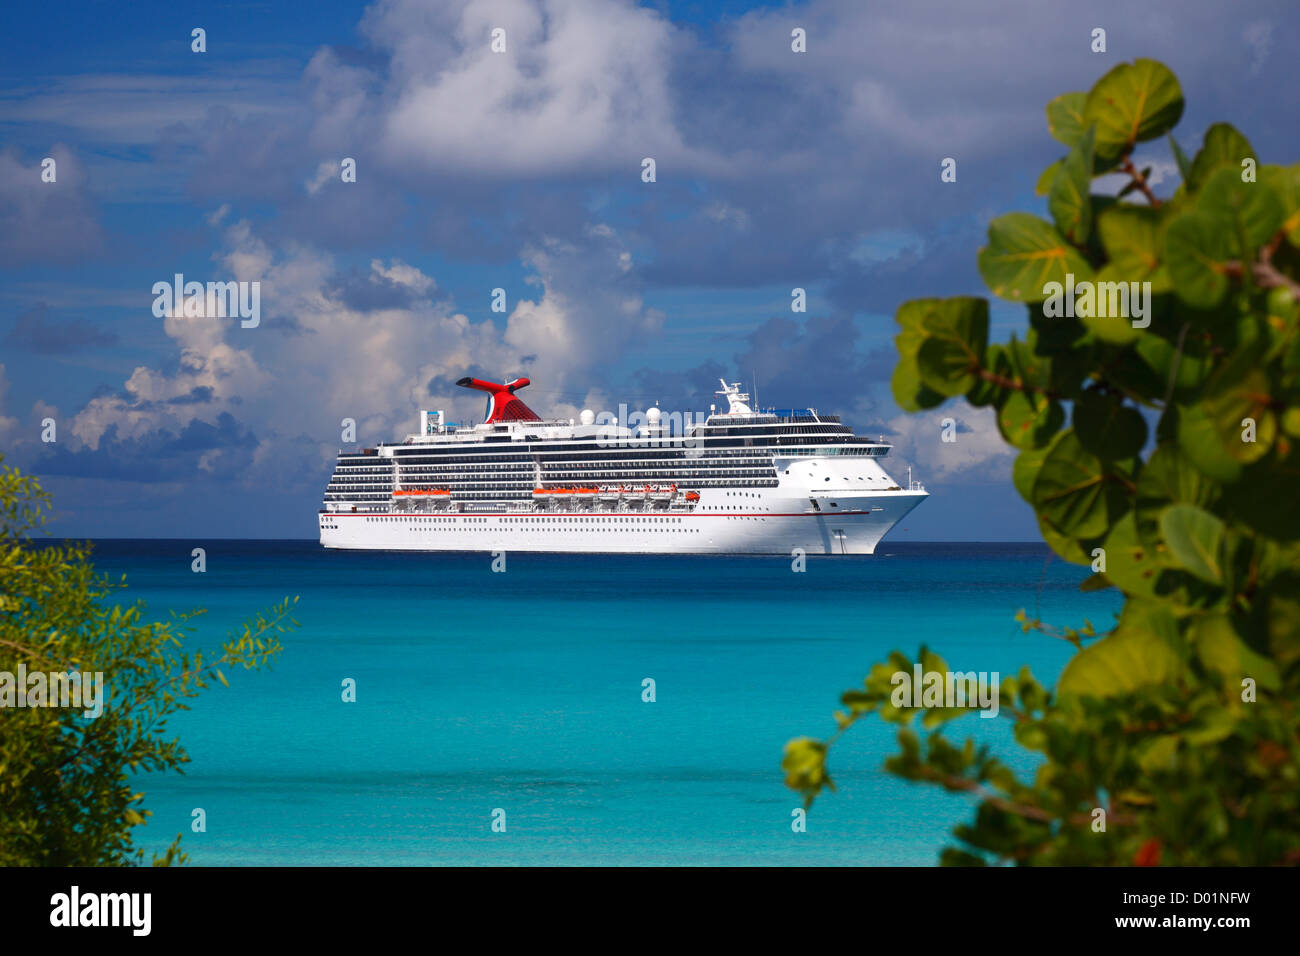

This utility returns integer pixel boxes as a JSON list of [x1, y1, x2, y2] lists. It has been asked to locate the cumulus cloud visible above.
[[881, 406, 1014, 485], [347, 0, 704, 177], [57, 213, 660, 491]]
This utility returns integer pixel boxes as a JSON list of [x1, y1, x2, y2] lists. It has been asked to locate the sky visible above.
[[1, 0, 1296, 540]]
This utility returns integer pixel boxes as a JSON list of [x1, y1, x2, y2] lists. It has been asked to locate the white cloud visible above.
[[65, 214, 660, 488], [882, 406, 1015, 484], [320, 0, 708, 177]]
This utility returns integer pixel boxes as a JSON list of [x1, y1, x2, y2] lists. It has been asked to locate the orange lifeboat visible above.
[[684, 491, 700, 502]]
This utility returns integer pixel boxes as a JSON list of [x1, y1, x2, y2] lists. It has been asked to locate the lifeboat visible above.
[[532, 487, 551, 499], [598, 485, 621, 501], [684, 491, 700, 502], [392, 489, 449, 496], [575, 486, 597, 499]]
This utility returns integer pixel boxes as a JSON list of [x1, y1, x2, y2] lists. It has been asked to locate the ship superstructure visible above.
[[318, 376, 927, 554]]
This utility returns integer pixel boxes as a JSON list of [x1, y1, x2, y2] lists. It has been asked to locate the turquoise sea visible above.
[[78, 541, 1120, 866]]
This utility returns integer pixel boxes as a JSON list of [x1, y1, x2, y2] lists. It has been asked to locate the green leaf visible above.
[[998, 390, 1064, 450], [892, 304, 949, 412], [1260, 163, 1300, 245], [1037, 511, 1092, 565], [978, 213, 1095, 303], [1175, 402, 1244, 483], [1197, 166, 1284, 254], [1204, 368, 1275, 465], [1134, 443, 1220, 547], [1032, 429, 1129, 539], [1046, 91, 1088, 146], [1100, 510, 1166, 598], [1159, 503, 1226, 584], [1097, 205, 1169, 289], [1035, 159, 1063, 197], [1083, 59, 1185, 163], [1192, 614, 1280, 691], [1012, 441, 1053, 504], [1073, 390, 1148, 459], [918, 337, 979, 396], [1074, 266, 1147, 345], [892, 334, 946, 412], [782, 737, 831, 795], [1058, 613, 1183, 698], [1187, 122, 1256, 193], [1049, 124, 1096, 243], [913, 298, 990, 397], [1164, 211, 1236, 308]]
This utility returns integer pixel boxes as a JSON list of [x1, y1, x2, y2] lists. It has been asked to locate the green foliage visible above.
[[0, 461, 298, 865], [785, 61, 1300, 865]]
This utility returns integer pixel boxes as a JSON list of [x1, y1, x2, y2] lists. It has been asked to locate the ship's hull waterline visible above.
[[320, 491, 927, 555]]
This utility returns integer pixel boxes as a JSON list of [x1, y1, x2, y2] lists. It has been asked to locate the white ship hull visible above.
[[319, 488, 926, 555]]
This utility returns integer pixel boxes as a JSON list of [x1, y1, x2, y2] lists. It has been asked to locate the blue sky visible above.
[[1, 0, 1296, 539]]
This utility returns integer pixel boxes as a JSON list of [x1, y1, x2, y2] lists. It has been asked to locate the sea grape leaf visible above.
[[914, 299, 990, 396], [1083, 59, 1185, 163], [1175, 403, 1244, 484], [1260, 163, 1300, 245], [1101, 510, 1166, 598], [1164, 211, 1236, 308], [1058, 610, 1183, 697], [998, 390, 1064, 450], [1049, 124, 1096, 243], [1097, 205, 1169, 290], [1078, 265, 1147, 345], [892, 301, 948, 412], [1046, 91, 1088, 146], [1035, 159, 1063, 197], [1187, 122, 1256, 193], [1012, 437, 1057, 504], [1197, 166, 1284, 253], [1134, 443, 1220, 547], [1192, 614, 1280, 691], [978, 213, 1094, 303], [1159, 503, 1226, 584], [1073, 390, 1148, 460], [1032, 429, 1129, 539]]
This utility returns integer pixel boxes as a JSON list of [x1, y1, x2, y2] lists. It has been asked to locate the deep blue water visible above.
[[66, 540, 1119, 866]]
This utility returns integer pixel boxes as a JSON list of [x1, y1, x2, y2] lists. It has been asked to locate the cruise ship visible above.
[[317, 377, 928, 554]]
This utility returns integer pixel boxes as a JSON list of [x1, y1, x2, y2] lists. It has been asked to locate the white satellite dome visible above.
[[646, 406, 662, 424], [579, 408, 596, 425]]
